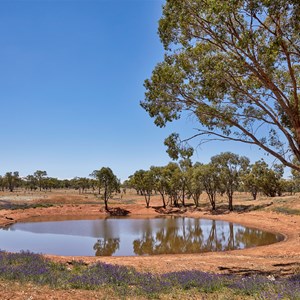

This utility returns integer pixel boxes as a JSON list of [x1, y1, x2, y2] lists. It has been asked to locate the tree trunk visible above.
[[193, 193, 201, 207], [228, 195, 233, 211], [160, 192, 166, 208], [227, 189, 234, 211], [173, 195, 179, 207], [208, 192, 216, 210], [144, 194, 150, 208], [104, 188, 109, 211], [181, 187, 185, 207]]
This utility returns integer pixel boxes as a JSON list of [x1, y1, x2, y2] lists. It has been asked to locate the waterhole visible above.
[[0, 216, 283, 256]]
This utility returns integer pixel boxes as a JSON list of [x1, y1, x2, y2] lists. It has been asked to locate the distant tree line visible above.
[[1, 152, 299, 211], [0, 170, 110, 194]]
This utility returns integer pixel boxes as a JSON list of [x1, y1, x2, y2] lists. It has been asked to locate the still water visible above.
[[0, 216, 283, 256]]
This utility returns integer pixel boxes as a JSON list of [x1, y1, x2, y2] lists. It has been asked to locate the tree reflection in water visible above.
[[93, 217, 120, 256], [132, 218, 281, 256], [234, 227, 281, 248], [93, 238, 120, 256], [134, 218, 206, 255]]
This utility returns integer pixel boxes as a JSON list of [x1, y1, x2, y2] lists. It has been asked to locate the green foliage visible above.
[[142, 0, 300, 171], [150, 166, 170, 208], [273, 207, 300, 215], [4, 172, 20, 192], [33, 170, 47, 191], [164, 133, 194, 161], [165, 162, 185, 207], [194, 163, 220, 210], [186, 163, 204, 207], [128, 169, 155, 208], [24, 175, 38, 191], [211, 152, 250, 210], [90, 167, 120, 210], [71, 177, 92, 194], [243, 160, 284, 197]]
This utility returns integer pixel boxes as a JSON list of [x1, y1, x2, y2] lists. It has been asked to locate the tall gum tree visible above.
[[141, 0, 300, 171], [90, 167, 120, 211], [210, 152, 249, 211]]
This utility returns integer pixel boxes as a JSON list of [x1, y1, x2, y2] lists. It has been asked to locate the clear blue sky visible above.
[[0, 0, 280, 181]]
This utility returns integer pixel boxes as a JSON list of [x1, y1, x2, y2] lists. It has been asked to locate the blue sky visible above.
[[0, 0, 280, 181]]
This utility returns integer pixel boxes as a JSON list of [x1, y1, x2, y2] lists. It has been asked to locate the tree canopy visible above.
[[141, 0, 300, 171]]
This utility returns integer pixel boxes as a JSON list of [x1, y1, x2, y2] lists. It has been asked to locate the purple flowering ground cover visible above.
[[0, 250, 299, 299]]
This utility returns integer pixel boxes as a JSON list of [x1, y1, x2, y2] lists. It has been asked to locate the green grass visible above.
[[0, 203, 53, 210], [273, 207, 300, 215]]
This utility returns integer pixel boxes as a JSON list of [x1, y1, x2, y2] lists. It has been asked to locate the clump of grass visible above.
[[255, 278, 300, 300], [273, 207, 300, 215], [0, 250, 299, 299], [0, 203, 53, 210], [229, 275, 272, 295]]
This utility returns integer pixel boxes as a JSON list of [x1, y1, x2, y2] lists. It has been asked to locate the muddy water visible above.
[[0, 216, 283, 256]]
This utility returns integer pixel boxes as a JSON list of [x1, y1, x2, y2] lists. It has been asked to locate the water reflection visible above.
[[94, 238, 120, 256], [0, 216, 283, 256], [133, 218, 205, 255], [131, 219, 281, 255]]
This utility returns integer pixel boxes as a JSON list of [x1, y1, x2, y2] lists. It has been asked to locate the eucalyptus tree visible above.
[[127, 171, 144, 196], [4, 172, 20, 192], [242, 159, 270, 199], [150, 166, 169, 208], [90, 167, 120, 211], [164, 134, 195, 206], [72, 177, 91, 194], [197, 163, 220, 211], [278, 178, 295, 195], [248, 160, 284, 197], [129, 170, 155, 208], [242, 171, 260, 200], [25, 175, 38, 191], [141, 0, 300, 172], [177, 158, 193, 206], [163, 162, 183, 207], [44, 177, 60, 191], [33, 170, 47, 191], [211, 152, 250, 211], [187, 163, 204, 207]]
